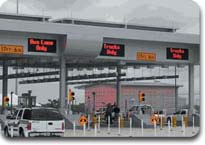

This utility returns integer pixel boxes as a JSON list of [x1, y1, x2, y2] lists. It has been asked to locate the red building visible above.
[[78, 82, 180, 114]]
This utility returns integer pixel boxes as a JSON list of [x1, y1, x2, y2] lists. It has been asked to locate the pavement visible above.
[[63, 127, 200, 137], [0, 121, 199, 138]]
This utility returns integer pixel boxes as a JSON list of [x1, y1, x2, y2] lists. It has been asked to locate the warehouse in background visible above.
[[77, 82, 181, 114]]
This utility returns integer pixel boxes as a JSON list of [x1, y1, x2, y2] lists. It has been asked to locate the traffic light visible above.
[[138, 91, 145, 103], [141, 92, 145, 101], [4, 96, 9, 108], [68, 89, 75, 102]]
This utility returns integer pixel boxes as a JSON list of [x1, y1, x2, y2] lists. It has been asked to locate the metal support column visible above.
[[174, 65, 178, 112], [1, 61, 8, 114], [92, 92, 96, 113], [116, 65, 121, 107], [15, 67, 18, 95], [59, 56, 67, 113], [188, 64, 195, 112], [16, 0, 19, 14]]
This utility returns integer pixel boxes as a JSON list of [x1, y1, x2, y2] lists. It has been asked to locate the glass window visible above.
[[31, 109, 63, 121], [181, 111, 186, 115], [13, 110, 19, 119], [17, 110, 23, 119], [23, 109, 31, 120]]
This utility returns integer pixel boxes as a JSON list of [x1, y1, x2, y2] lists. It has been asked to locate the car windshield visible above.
[[13, 110, 19, 118], [26, 109, 63, 121], [131, 105, 152, 115]]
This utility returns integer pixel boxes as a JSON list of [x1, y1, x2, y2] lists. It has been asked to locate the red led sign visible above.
[[167, 47, 189, 60], [28, 38, 57, 53], [100, 43, 125, 57]]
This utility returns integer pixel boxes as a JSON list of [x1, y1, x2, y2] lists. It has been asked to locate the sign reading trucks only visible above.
[[100, 43, 125, 57]]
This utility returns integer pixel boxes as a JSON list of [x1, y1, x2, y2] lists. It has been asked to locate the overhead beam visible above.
[[19, 75, 178, 85], [0, 71, 59, 80], [19, 73, 126, 84], [0, 62, 119, 69], [67, 75, 179, 85]]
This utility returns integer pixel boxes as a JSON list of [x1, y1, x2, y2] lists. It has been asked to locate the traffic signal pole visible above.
[[116, 64, 121, 107], [11, 92, 13, 114], [92, 92, 96, 113], [59, 55, 67, 114], [1, 61, 8, 114]]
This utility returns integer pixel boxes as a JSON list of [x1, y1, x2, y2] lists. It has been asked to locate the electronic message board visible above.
[[28, 38, 57, 53]]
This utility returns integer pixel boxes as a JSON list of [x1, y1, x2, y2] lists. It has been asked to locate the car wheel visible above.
[[4, 127, 10, 137], [19, 129, 25, 137]]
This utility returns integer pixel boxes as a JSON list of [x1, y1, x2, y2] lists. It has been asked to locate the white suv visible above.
[[3, 107, 65, 137]]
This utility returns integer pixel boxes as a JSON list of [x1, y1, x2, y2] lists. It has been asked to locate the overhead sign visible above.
[[167, 48, 189, 60], [136, 52, 156, 61], [0, 45, 24, 55], [100, 43, 125, 57], [28, 38, 57, 53]]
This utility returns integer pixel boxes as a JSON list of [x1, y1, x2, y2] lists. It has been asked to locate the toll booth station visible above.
[[18, 90, 36, 108], [0, 13, 200, 117]]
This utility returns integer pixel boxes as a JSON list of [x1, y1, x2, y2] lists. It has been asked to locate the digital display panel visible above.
[[100, 43, 125, 57], [167, 47, 189, 60], [0, 45, 24, 55], [136, 52, 156, 61], [28, 38, 57, 53]]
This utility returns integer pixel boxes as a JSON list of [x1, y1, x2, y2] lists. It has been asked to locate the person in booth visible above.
[[113, 102, 120, 121], [105, 103, 113, 124]]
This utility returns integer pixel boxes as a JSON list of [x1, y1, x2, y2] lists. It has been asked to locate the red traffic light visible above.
[[5, 98, 9, 102], [4, 96, 9, 102]]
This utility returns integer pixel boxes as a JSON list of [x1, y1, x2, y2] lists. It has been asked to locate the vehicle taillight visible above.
[[62, 122, 65, 130], [27, 122, 32, 131]]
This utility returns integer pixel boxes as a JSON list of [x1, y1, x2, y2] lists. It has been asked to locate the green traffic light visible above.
[[5, 103, 9, 108]]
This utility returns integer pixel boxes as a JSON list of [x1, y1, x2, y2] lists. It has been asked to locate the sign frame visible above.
[[0, 44, 24, 55], [136, 52, 156, 61], [28, 38, 57, 53], [100, 43, 125, 57], [166, 47, 189, 60]]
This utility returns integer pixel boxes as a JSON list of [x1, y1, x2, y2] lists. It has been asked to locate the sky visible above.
[[0, 0, 200, 34], [0, 0, 200, 105]]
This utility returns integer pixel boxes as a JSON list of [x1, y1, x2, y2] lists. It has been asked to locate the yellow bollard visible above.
[[183, 115, 188, 127], [172, 115, 177, 128], [120, 116, 124, 128], [160, 116, 165, 128], [162, 117, 165, 127], [100, 113, 104, 121], [92, 115, 97, 128]]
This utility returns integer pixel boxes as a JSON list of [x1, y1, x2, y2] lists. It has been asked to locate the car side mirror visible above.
[[6, 115, 12, 119], [6, 115, 15, 120]]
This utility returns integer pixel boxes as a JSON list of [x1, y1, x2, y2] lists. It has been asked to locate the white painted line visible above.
[[88, 114, 90, 131], [98, 115, 101, 133], [73, 121, 76, 136], [168, 120, 171, 136], [141, 119, 144, 136], [118, 116, 121, 136], [129, 117, 132, 137], [83, 123, 86, 136], [154, 120, 157, 136], [94, 123, 97, 137], [107, 116, 110, 134]]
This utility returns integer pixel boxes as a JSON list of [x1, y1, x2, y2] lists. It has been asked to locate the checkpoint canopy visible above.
[[0, 14, 200, 112], [0, 14, 200, 66]]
